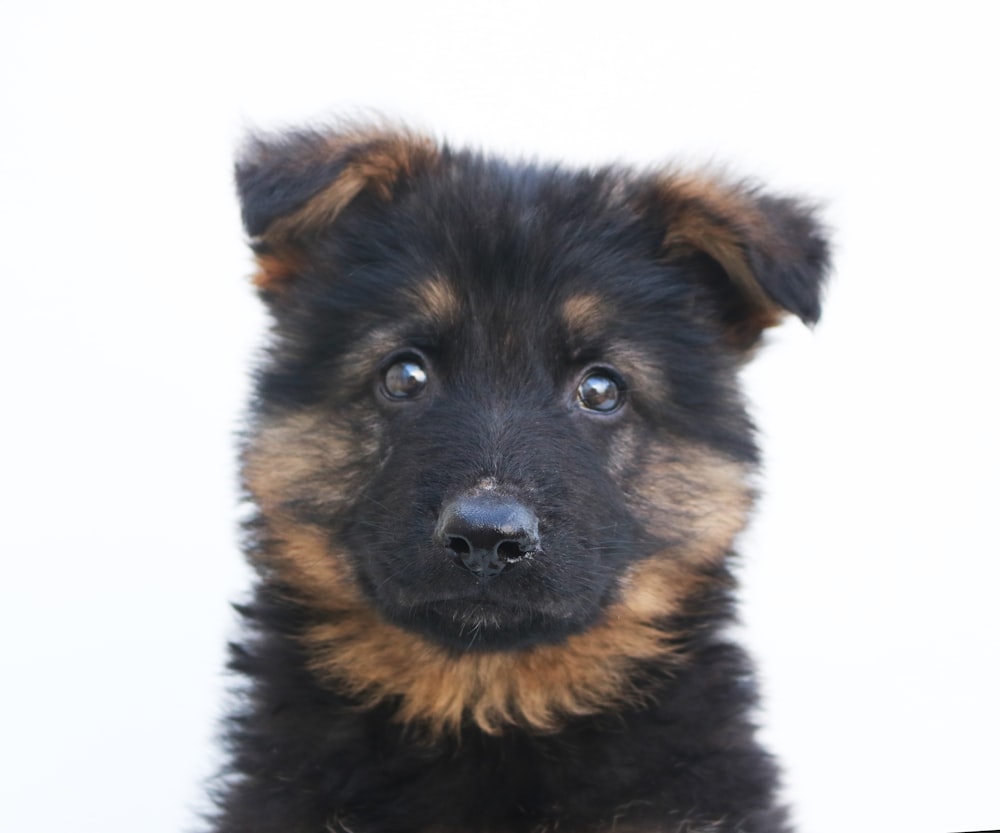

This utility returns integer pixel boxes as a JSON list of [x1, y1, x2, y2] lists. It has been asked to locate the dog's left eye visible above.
[[382, 357, 428, 399], [576, 370, 625, 413]]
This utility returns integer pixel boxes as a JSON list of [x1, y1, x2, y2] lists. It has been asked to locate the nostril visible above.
[[496, 540, 528, 561], [446, 536, 471, 555]]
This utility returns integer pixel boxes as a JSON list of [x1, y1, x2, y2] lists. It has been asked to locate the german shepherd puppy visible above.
[[212, 123, 829, 833]]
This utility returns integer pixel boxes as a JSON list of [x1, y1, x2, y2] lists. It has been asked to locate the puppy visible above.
[[211, 123, 829, 833]]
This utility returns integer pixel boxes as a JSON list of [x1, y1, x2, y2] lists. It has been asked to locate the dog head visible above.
[[235, 123, 829, 732]]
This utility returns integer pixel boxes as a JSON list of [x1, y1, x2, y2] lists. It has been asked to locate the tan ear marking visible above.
[[251, 248, 307, 290], [660, 174, 779, 314], [244, 127, 441, 293], [261, 130, 440, 245]]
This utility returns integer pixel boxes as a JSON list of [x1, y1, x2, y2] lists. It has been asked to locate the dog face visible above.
[[235, 125, 828, 733]]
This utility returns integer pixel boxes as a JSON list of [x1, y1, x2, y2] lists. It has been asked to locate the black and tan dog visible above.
[[211, 123, 829, 833]]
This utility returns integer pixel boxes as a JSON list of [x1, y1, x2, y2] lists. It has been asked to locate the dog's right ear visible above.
[[235, 125, 440, 292]]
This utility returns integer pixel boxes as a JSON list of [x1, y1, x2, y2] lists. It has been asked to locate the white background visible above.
[[1, 2, 997, 832]]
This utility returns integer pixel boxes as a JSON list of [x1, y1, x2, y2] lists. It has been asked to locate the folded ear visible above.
[[653, 173, 831, 350], [235, 124, 439, 291]]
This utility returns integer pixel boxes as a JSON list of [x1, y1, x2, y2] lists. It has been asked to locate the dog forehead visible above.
[[392, 277, 624, 351]]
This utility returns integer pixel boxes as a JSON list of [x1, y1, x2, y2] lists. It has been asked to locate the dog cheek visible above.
[[240, 409, 380, 595], [627, 442, 754, 566]]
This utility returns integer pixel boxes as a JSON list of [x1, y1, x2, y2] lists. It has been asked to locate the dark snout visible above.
[[436, 493, 540, 578]]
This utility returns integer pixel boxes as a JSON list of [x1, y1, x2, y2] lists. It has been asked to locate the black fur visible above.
[[210, 124, 830, 833]]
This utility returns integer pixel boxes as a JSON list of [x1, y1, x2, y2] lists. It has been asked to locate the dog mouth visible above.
[[415, 606, 561, 650], [427, 598, 519, 637], [383, 583, 597, 651]]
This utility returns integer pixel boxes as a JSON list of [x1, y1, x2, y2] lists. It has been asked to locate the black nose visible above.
[[436, 494, 540, 577]]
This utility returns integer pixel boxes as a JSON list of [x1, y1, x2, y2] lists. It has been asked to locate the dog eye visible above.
[[576, 370, 624, 413], [382, 357, 428, 399]]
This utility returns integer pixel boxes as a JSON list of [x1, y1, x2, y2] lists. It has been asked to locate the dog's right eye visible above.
[[381, 357, 428, 400]]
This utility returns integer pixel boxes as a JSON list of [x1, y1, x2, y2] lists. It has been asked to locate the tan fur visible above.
[[250, 128, 440, 292], [561, 293, 613, 343], [405, 274, 461, 325], [658, 174, 786, 342], [251, 248, 306, 289], [627, 444, 753, 566], [246, 408, 751, 738], [265, 129, 439, 244], [243, 411, 374, 526]]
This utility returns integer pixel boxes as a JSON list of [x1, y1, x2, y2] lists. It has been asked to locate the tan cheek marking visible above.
[[628, 444, 753, 566], [244, 413, 353, 511], [242, 412, 374, 601]]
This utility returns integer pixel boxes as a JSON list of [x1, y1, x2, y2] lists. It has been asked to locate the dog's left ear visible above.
[[651, 174, 831, 350]]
